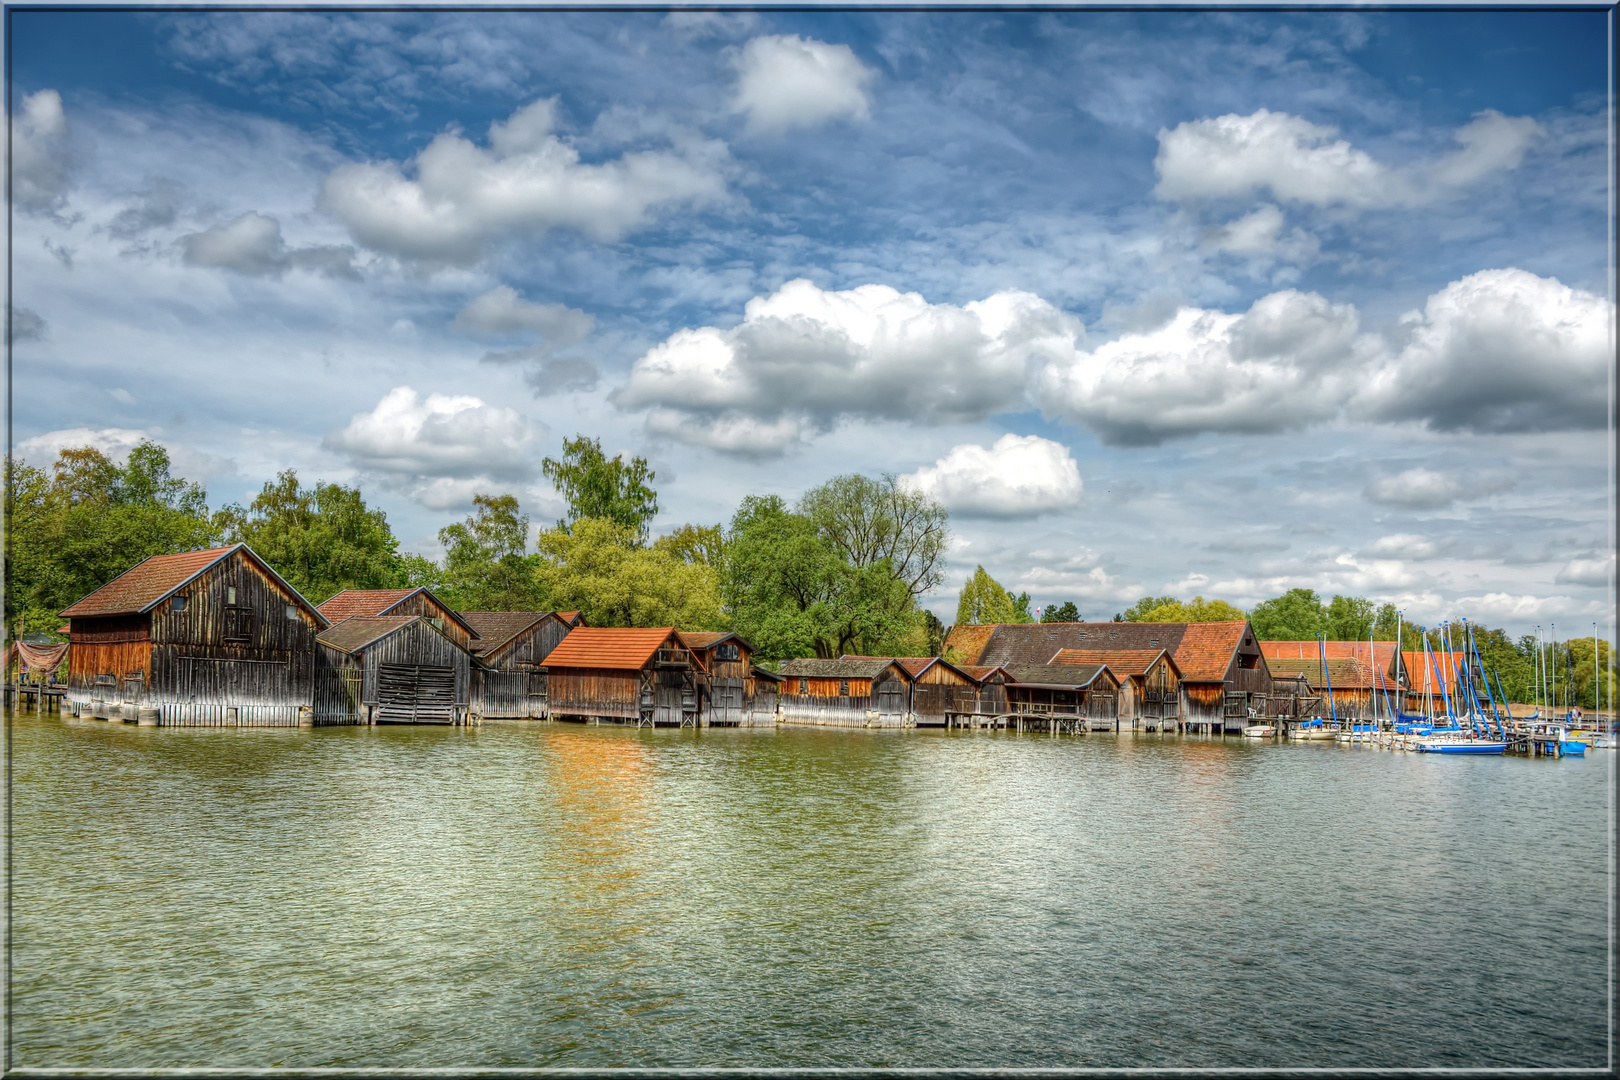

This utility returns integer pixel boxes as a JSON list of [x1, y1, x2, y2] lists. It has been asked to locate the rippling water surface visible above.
[[8, 709, 1611, 1069]]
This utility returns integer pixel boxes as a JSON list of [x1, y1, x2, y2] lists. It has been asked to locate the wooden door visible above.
[[376, 663, 457, 723]]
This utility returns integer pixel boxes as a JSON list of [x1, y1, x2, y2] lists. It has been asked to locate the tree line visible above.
[[7, 437, 1613, 705]]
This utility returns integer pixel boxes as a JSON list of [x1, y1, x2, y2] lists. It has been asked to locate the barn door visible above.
[[875, 679, 905, 718], [376, 663, 457, 723]]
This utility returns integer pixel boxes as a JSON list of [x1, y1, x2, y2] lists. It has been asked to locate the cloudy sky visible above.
[[10, 6, 1614, 636]]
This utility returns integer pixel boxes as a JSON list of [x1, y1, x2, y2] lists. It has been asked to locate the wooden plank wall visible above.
[[358, 622, 470, 712], [550, 669, 640, 720], [387, 593, 473, 651]]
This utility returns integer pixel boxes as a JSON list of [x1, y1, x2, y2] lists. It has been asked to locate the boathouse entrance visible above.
[[375, 663, 458, 723]]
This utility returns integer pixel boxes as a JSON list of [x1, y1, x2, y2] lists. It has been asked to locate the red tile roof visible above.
[[316, 588, 419, 622], [1402, 651, 1467, 692], [1262, 640, 1400, 679], [1171, 622, 1251, 682], [557, 611, 583, 625], [1050, 648, 1178, 679], [542, 627, 687, 671], [60, 546, 238, 618], [942, 623, 998, 665]]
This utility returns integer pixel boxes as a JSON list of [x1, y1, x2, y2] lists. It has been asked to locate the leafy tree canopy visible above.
[[955, 565, 1033, 626], [1248, 588, 1327, 640], [541, 435, 659, 542], [654, 523, 725, 567], [799, 473, 949, 601], [1041, 601, 1081, 623], [1121, 596, 1180, 622], [1136, 596, 1247, 623], [533, 517, 722, 630], [215, 469, 405, 604], [434, 494, 545, 611]]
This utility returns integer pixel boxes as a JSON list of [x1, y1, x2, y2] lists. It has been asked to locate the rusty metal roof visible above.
[[778, 657, 910, 680], [316, 615, 419, 654], [1049, 648, 1178, 679], [318, 587, 479, 638], [460, 611, 557, 657], [542, 627, 696, 671], [59, 543, 329, 627]]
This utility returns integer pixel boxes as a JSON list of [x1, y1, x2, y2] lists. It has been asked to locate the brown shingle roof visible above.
[[959, 664, 1011, 683], [318, 588, 417, 621], [460, 611, 553, 657], [61, 546, 239, 617], [942, 623, 998, 665], [59, 544, 328, 627], [1005, 663, 1116, 689], [1172, 622, 1251, 682], [542, 627, 686, 671], [317, 615, 419, 654], [949, 621, 1259, 683], [1266, 655, 1379, 690], [1050, 648, 1178, 679], [778, 657, 909, 680]]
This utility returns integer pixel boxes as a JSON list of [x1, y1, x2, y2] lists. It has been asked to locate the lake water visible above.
[[7, 708, 1612, 1069]]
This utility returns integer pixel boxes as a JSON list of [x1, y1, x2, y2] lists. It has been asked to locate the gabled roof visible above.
[[1173, 622, 1254, 682], [460, 611, 558, 658], [680, 630, 755, 653], [542, 627, 695, 671], [316, 615, 420, 655], [960, 664, 1012, 683], [951, 621, 1254, 682], [1050, 648, 1179, 679], [557, 611, 584, 626], [1004, 663, 1117, 690], [318, 587, 479, 639], [838, 654, 974, 681], [59, 543, 329, 627], [778, 657, 910, 681], [1262, 640, 1401, 679]]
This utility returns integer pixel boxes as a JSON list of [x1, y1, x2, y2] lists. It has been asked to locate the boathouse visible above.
[[1260, 641, 1404, 721], [944, 620, 1272, 733], [1399, 649, 1468, 715], [462, 611, 575, 720], [315, 615, 473, 724], [960, 664, 1013, 725], [839, 655, 979, 726], [681, 631, 781, 726], [777, 658, 913, 727], [1002, 663, 1122, 732], [317, 587, 480, 653], [542, 627, 706, 726], [58, 543, 329, 725], [1051, 648, 1180, 730]]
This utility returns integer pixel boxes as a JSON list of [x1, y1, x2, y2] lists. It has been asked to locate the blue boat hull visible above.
[[1416, 741, 1505, 755]]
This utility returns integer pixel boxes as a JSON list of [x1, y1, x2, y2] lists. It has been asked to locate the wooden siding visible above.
[[385, 593, 474, 651], [473, 668, 549, 719], [549, 669, 644, 722], [314, 620, 470, 724], [67, 614, 151, 705], [778, 671, 908, 728]]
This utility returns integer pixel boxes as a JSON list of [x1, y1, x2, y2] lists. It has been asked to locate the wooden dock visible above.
[[4, 682, 68, 709]]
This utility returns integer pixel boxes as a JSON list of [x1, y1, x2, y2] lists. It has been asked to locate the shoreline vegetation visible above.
[[7, 435, 1614, 708]]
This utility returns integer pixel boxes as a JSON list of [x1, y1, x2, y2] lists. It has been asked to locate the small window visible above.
[[172, 595, 187, 613], [223, 606, 253, 642], [285, 605, 297, 620], [226, 586, 237, 605], [432, 617, 445, 631], [717, 643, 740, 662], [124, 671, 144, 681], [799, 678, 809, 694], [1149, 639, 1159, 647], [839, 679, 850, 696], [95, 673, 116, 685]]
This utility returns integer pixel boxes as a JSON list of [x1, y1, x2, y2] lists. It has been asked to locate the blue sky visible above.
[[9, 5, 1614, 636]]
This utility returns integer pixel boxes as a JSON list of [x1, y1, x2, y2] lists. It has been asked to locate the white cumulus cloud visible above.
[[1155, 108, 1540, 208], [1555, 556, 1614, 588], [615, 278, 1075, 456], [323, 386, 544, 507], [1362, 468, 1513, 510], [1359, 269, 1611, 433], [12, 89, 86, 214], [181, 211, 358, 278], [1361, 534, 1439, 560], [319, 97, 729, 264], [1035, 288, 1368, 446], [901, 435, 1082, 518], [732, 34, 875, 134], [451, 285, 593, 344]]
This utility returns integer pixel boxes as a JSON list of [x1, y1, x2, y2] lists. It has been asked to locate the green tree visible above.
[[214, 469, 405, 603], [1373, 603, 1401, 642], [533, 517, 722, 630], [1041, 601, 1082, 623], [955, 565, 1031, 625], [654, 523, 725, 567], [1325, 595, 1375, 640], [434, 494, 545, 611], [1121, 596, 1180, 622], [1136, 596, 1247, 623], [6, 442, 218, 638], [540, 435, 659, 542], [799, 473, 950, 602], [1248, 588, 1327, 640]]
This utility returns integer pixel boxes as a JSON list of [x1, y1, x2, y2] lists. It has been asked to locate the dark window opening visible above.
[[839, 679, 850, 696], [172, 595, 187, 613], [798, 678, 809, 694], [223, 606, 253, 642], [717, 643, 740, 662]]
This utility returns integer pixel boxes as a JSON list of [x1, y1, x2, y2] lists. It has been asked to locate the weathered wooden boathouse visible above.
[[317, 587, 481, 652], [462, 611, 576, 720], [838, 655, 979, 726], [315, 614, 474, 724], [1051, 648, 1180, 730], [682, 631, 781, 726], [542, 627, 707, 726], [59, 543, 329, 725], [777, 658, 913, 727], [944, 620, 1272, 733], [1260, 640, 1405, 721], [959, 664, 1013, 725], [1002, 664, 1122, 732]]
